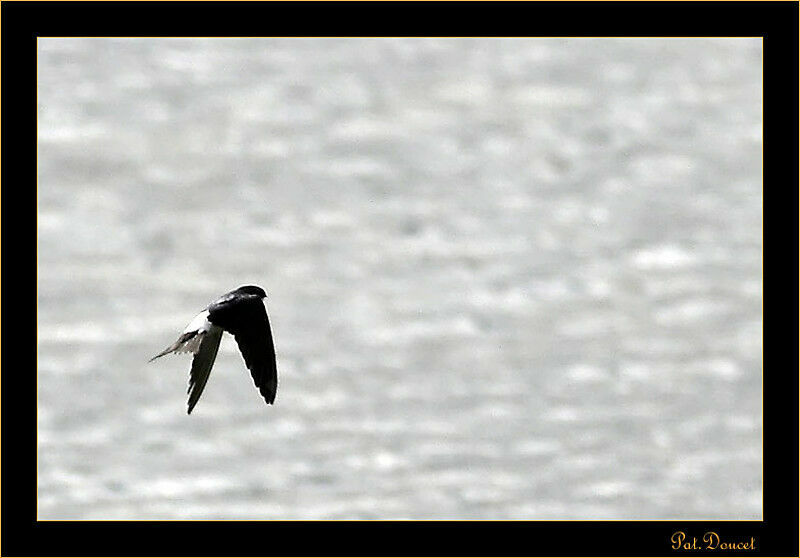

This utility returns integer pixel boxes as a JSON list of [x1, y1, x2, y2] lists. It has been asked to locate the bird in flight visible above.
[[150, 285, 278, 414]]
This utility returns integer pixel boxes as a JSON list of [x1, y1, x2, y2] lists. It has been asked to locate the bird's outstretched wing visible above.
[[209, 295, 277, 405], [186, 325, 224, 414]]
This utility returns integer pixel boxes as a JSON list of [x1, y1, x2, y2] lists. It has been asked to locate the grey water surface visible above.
[[37, 38, 762, 520]]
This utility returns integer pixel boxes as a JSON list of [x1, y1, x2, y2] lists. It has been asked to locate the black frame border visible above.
[[5, 1, 797, 556]]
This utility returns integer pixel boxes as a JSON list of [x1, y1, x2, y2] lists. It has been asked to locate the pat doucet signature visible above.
[[671, 531, 756, 551]]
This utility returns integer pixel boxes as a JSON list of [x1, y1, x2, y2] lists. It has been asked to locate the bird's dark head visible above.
[[236, 285, 267, 298]]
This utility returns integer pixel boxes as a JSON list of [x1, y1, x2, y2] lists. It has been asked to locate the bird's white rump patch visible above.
[[170, 310, 213, 355], [184, 310, 211, 335]]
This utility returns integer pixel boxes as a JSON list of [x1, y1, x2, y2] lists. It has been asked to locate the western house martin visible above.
[[150, 285, 278, 414]]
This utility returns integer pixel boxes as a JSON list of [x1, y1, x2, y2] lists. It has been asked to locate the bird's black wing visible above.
[[186, 325, 224, 414], [208, 295, 278, 405]]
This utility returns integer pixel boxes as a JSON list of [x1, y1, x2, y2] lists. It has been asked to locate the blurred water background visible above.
[[37, 38, 762, 520]]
